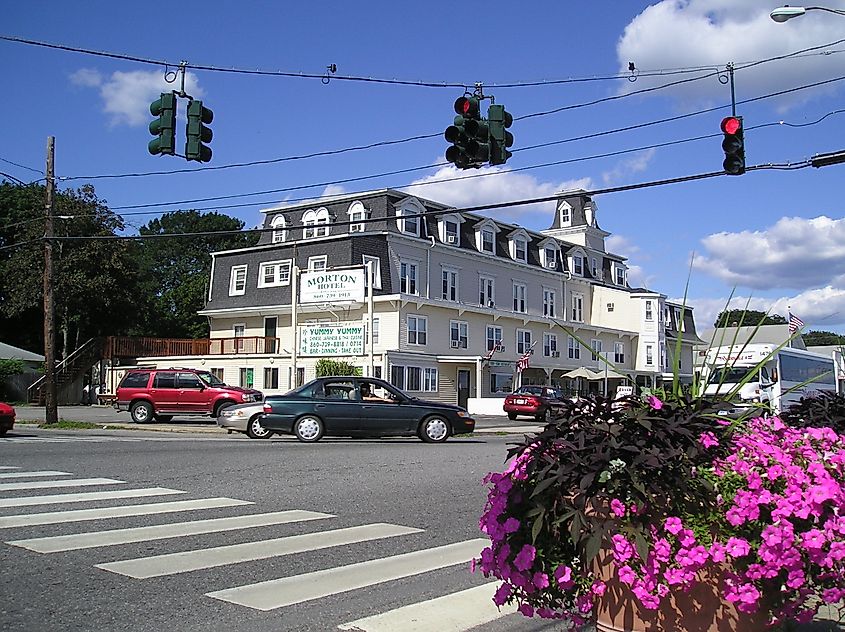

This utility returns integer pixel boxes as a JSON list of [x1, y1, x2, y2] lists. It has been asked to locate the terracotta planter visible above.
[[592, 546, 771, 632]]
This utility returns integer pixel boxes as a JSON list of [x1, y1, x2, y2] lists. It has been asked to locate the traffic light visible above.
[[445, 96, 487, 169], [488, 104, 514, 166], [721, 116, 745, 175], [185, 100, 213, 162], [148, 92, 176, 156]]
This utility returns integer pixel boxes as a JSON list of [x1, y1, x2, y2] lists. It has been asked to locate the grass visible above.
[[38, 420, 118, 430]]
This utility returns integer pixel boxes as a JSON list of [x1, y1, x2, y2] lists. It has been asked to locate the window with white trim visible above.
[[348, 201, 367, 233], [258, 259, 292, 288], [365, 317, 380, 345], [390, 366, 437, 392], [362, 255, 382, 290], [645, 300, 654, 321], [591, 339, 602, 362], [571, 292, 584, 322], [568, 336, 580, 360], [407, 315, 427, 345], [517, 329, 532, 354], [450, 320, 468, 349], [543, 332, 558, 357], [513, 237, 527, 262], [270, 215, 287, 243], [513, 282, 527, 313], [400, 260, 418, 295], [480, 228, 495, 253], [397, 207, 420, 236], [303, 208, 331, 239], [486, 325, 503, 351], [674, 307, 685, 331], [444, 220, 459, 245], [234, 324, 245, 352], [423, 367, 437, 391], [543, 288, 556, 317], [229, 265, 247, 296], [646, 344, 654, 365], [479, 276, 495, 307], [573, 255, 584, 276], [614, 341, 625, 364], [615, 266, 626, 286], [308, 255, 327, 272], [591, 257, 598, 277], [559, 202, 571, 226], [442, 268, 458, 301], [543, 246, 557, 269], [263, 367, 279, 389]]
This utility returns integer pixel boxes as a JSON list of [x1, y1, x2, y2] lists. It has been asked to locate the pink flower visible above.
[[726, 537, 750, 558], [502, 517, 520, 533], [591, 580, 607, 596], [645, 395, 663, 410], [618, 565, 636, 584], [611, 534, 635, 562], [513, 544, 536, 571], [518, 602, 534, 617], [663, 516, 683, 535], [532, 571, 549, 590], [492, 582, 512, 606], [699, 431, 719, 448], [610, 498, 626, 518], [554, 564, 574, 589]]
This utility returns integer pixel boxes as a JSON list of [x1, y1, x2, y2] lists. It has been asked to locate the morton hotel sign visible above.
[[299, 269, 366, 304]]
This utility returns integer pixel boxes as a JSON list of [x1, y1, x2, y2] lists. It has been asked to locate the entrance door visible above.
[[264, 317, 277, 354], [457, 369, 471, 409]]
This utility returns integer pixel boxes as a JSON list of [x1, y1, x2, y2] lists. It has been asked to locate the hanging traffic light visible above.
[[721, 116, 745, 175], [488, 104, 514, 166], [185, 100, 213, 162], [445, 96, 487, 169], [148, 92, 176, 156]]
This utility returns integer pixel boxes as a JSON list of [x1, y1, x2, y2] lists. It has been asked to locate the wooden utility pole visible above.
[[43, 136, 58, 424]]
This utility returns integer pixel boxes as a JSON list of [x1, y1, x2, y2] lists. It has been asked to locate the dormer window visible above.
[[395, 198, 426, 237], [508, 229, 530, 263], [270, 215, 287, 243], [444, 220, 459, 244], [438, 213, 464, 246], [558, 201, 572, 226], [614, 264, 627, 286], [303, 208, 331, 239], [475, 220, 499, 254], [573, 254, 584, 276], [347, 201, 367, 233], [481, 229, 494, 253], [542, 245, 558, 269]]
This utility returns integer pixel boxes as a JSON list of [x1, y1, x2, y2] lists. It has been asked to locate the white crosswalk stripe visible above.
[[0, 487, 185, 508], [0, 477, 124, 492], [0, 436, 142, 443], [0, 470, 72, 479], [206, 538, 488, 611], [7, 509, 334, 553], [0, 497, 253, 528], [337, 581, 517, 632], [0, 466, 20, 469], [97, 522, 424, 579]]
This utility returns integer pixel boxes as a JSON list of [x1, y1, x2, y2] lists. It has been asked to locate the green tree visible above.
[[802, 330, 845, 346], [0, 181, 140, 355], [315, 359, 361, 377], [713, 309, 786, 329], [133, 210, 258, 338]]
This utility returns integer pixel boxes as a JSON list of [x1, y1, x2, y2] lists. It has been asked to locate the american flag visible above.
[[517, 350, 532, 372], [788, 311, 804, 334]]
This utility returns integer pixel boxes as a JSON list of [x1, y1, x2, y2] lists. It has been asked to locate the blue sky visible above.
[[3, 0, 845, 333]]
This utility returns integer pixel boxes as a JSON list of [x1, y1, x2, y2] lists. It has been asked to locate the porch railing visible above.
[[104, 336, 280, 358]]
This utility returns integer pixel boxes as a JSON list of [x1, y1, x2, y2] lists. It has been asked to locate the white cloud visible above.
[[617, 0, 845, 110], [401, 164, 591, 225], [694, 216, 845, 290], [68, 69, 204, 127], [602, 149, 656, 185]]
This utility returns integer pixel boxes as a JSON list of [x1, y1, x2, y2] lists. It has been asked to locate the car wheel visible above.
[[293, 415, 324, 443], [507, 412, 517, 421], [130, 401, 153, 424], [0, 428, 7, 436], [246, 414, 274, 439], [154, 414, 173, 422], [537, 408, 552, 423], [419, 416, 450, 443], [213, 401, 234, 417]]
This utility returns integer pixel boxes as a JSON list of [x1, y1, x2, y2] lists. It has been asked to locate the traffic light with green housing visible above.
[[185, 100, 214, 162], [721, 115, 745, 175], [149, 92, 176, 156], [488, 104, 514, 166], [445, 96, 488, 169]]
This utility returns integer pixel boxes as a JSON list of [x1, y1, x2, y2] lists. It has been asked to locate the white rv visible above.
[[700, 344, 837, 413]]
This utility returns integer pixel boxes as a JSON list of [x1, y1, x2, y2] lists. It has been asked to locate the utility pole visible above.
[[43, 136, 58, 424]]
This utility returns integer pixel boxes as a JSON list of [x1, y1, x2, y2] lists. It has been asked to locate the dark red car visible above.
[[503, 385, 565, 422], [0, 402, 15, 436]]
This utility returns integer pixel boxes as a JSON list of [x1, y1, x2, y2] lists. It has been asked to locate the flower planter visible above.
[[592, 545, 771, 632]]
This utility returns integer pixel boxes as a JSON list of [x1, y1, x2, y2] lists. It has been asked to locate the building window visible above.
[[614, 341, 625, 364], [270, 215, 286, 243], [444, 220, 459, 245], [479, 276, 495, 307], [490, 373, 513, 394], [441, 268, 458, 302], [423, 367, 438, 391], [229, 265, 247, 296], [406, 367, 422, 391], [233, 324, 245, 353], [303, 208, 331, 239], [674, 307, 685, 331], [364, 317, 380, 346], [397, 207, 419, 236], [543, 288, 556, 318], [571, 292, 584, 322], [362, 255, 381, 290], [645, 300, 654, 321], [607, 303, 615, 312], [559, 204, 571, 225], [239, 367, 254, 389], [486, 325, 503, 351], [348, 201, 367, 233], [568, 336, 580, 360], [390, 365, 405, 390], [615, 266, 626, 285], [481, 228, 495, 253], [646, 344, 654, 365], [400, 261, 418, 295], [308, 255, 327, 272], [591, 257, 598, 277], [513, 282, 527, 313], [513, 237, 527, 262], [543, 333, 558, 357], [258, 260, 292, 288], [450, 320, 468, 349], [591, 339, 602, 362], [263, 367, 279, 390], [407, 315, 427, 345], [573, 255, 584, 276], [543, 246, 557, 269], [517, 329, 532, 354]]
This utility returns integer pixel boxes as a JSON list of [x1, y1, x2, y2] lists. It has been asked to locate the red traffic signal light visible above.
[[721, 116, 742, 135], [720, 115, 745, 176], [454, 96, 480, 119]]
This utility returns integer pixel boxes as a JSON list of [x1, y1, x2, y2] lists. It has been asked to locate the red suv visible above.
[[115, 368, 263, 424]]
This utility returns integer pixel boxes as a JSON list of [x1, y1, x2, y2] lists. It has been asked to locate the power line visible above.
[[0, 156, 43, 175]]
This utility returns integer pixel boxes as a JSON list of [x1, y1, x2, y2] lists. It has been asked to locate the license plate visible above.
[[515, 398, 526, 405]]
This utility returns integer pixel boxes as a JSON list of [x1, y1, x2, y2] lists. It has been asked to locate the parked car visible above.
[[260, 376, 475, 443], [0, 402, 15, 436], [503, 385, 565, 422], [217, 402, 274, 439], [115, 368, 263, 424]]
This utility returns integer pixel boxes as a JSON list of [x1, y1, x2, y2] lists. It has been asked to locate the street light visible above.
[[770, 5, 845, 22]]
